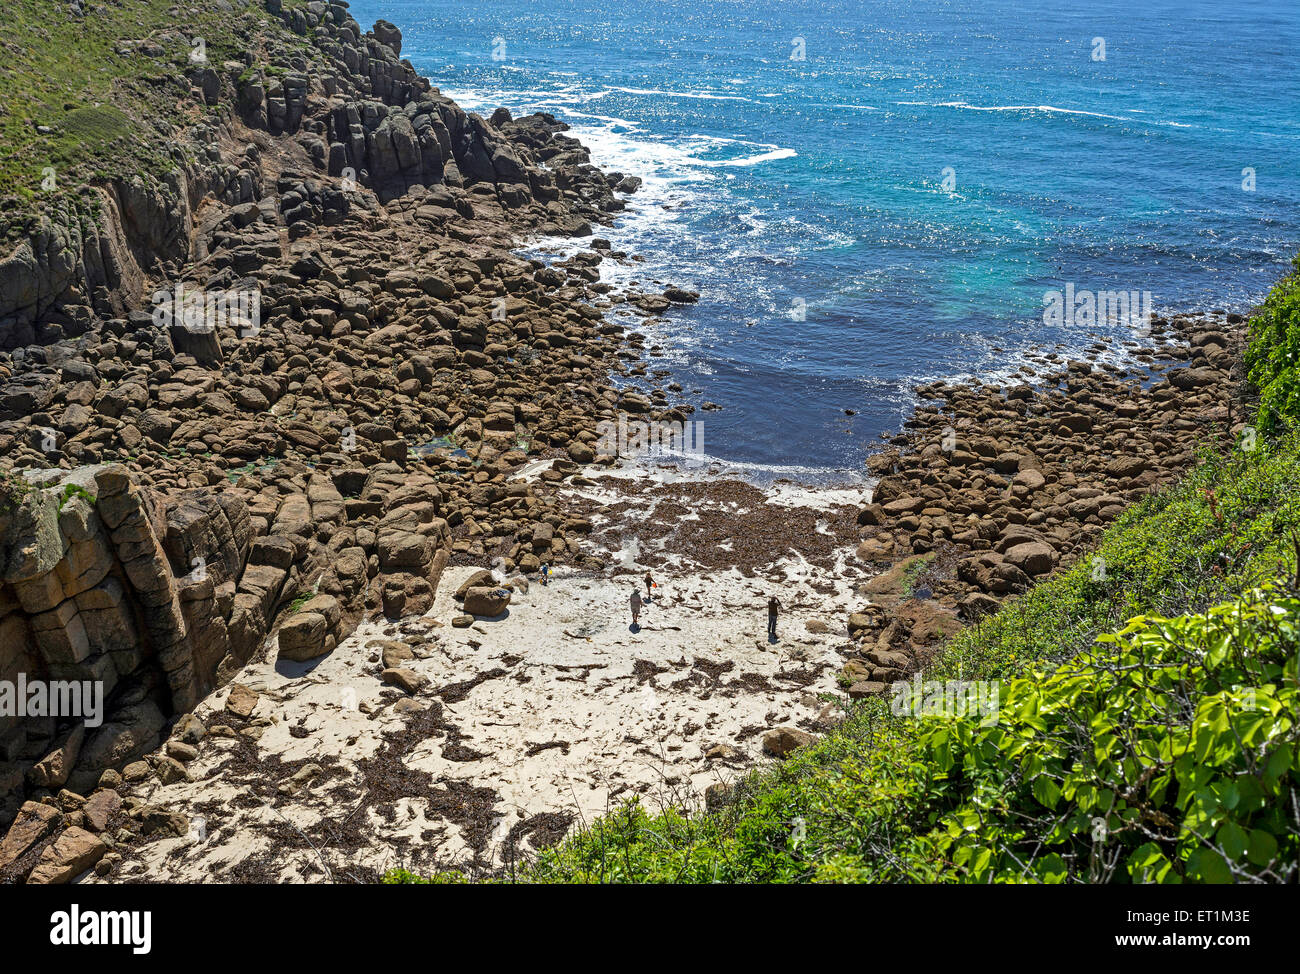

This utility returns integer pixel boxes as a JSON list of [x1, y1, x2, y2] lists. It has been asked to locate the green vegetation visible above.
[[920, 588, 1298, 883], [0, 0, 322, 245], [0, 1, 218, 202], [1247, 253, 1300, 434], [0, 468, 35, 515], [57, 482, 95, 510]]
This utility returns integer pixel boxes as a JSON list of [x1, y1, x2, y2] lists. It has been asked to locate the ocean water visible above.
[[350, 0, 1300, 480]]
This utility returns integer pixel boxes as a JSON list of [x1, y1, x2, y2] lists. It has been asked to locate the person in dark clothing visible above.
[[644, 571, 654, 600], [767, 596, 781, 639]]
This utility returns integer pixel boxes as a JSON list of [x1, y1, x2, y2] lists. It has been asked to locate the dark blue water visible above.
[[352, 0, 1300, 479]]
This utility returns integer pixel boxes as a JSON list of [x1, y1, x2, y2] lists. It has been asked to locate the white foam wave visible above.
[[607, 86, 752, 102], [899, 100, 1194, 128], [695, 147, 797, 167], [621, 450, 868, 488]]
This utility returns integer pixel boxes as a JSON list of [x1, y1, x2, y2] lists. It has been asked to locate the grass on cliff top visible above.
[[0, 0, 316, 245]]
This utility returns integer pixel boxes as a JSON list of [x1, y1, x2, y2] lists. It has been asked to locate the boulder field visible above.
[[838, 311, 1248, 695]]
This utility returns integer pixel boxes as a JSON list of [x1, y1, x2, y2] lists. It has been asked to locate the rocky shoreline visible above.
[[837, 310, 1249, 692], [0, 1, 1258, 884]]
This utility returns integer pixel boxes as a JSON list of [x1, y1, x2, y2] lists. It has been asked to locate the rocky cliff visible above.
[[0, 0, 620, 343], [1, 465, 249, 813]]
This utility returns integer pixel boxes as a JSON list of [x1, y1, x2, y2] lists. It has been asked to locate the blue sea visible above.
[[351, 0, 1300, 480]]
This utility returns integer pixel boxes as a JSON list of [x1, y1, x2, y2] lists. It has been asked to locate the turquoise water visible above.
[[351, 0, 1300, 478]]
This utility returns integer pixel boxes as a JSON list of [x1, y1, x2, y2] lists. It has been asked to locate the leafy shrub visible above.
[[916, 587, 1299, 883], [1247, 253, 1300, 433]]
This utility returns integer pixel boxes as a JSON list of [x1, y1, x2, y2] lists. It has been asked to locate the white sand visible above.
[[100, 465, 864, 882]]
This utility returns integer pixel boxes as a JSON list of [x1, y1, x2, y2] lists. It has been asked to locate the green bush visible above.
[[916, 587, 1299, 883], [1247, 254, 1300, 433]]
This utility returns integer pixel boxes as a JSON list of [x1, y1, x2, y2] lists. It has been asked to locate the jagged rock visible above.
[[380, 667, 427, 694], [81, 790, 121, 833], [173, 713, 207, 746], [224, 683, 259, 718], [165, 740, 199, 763], [0, 801, 64, 873], [138, 807, 189, 838], [74, 701, 166, 787], [278, 610, 331, 662], [455, 570, 495, 598], [25, 826, 107, 884], [155, 756, 191, 785], [27, 725, 85, 789], [761, 726, 816, 758]]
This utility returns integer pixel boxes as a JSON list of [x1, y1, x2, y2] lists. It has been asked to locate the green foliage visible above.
[[1247, 253, 1300, 433], [0, 0, 282, 243], [0, 469, 35, 515], [917, 588, 1299, 883], [57, 483, 95, 510], [382, 868, 469, 885]]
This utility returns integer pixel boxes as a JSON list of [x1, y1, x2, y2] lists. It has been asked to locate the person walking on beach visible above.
[[643, 571, 654, 601], [630, 587, 643, 628], [767, 596, 781, 640], [540, 562, 550, 587]]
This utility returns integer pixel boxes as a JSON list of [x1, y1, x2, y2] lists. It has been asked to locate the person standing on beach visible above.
[[540, 562, 550, 586], [644, 571, 654, 600], [630, 587, 643, 627], [767, 596, 781, 639]]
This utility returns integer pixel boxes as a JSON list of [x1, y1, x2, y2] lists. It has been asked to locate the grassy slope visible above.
[[1247, 254, 1300, 433], [385, 258, 1300, 885], [0, 0, 316, 244]]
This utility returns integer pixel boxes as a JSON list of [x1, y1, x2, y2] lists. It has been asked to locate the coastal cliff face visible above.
[[0, 1, 615, 342], [1, 466, 251, 813], [0, 0, 670, 870]]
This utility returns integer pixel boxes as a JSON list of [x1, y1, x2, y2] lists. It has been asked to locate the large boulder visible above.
[[277, 594, 342, 660], [74, 700, 166, 782], [371, 19, 402, 54], [277, 612, 327, 661], [0, 801, 64, 874], [224, 683, 259, 718], [761, 726, 816, 758], [1003, 541, 1058, 577], [25, 826, 107, 884], [455, 570, 495, 598], [463, 586, 510, 617]]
